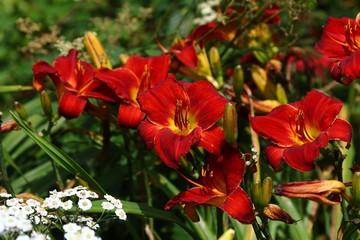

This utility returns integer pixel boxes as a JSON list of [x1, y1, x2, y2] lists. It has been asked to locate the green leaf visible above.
[[10, 110, 105, 194]]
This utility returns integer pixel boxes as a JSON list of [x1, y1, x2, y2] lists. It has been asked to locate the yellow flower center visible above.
[[289, 110, 319, 145], [172, 99, 195, 135]]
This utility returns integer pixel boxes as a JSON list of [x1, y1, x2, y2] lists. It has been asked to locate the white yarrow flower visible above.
[[101, 201, 114, 210], [61, 200, 73, 210], [115, 208, 127, 220], [78, 199, 92, 211], [63, 222, 81, 233]]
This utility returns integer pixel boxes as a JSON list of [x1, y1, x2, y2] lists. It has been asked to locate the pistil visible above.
[[174, 99, 190, 131]]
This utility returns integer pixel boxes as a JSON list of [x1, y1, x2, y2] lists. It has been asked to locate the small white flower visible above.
[[63, 222, 81, 233], [6, 198, 22, 207], [16, 235, 30, 240], [30, 231, 48, 240], [0, 193, 12, 198], [26, 199, 41, 207], [76, 190, 91, 199], [21, 205, 35, 215], [88, 191, 99, 199], [101, 201, 114, 210], [4, 215, 18, 227], [61, 200, 73, 210], [43, 197, 62, 209], [64, 231, 81, 240], [80, 226, 96, 239], [113, 199, 123, 209], [64, 188, 77, 197], [104, 194, 116, 203], [16, 219, 33, 232], [115, 208, 127, 220], [78, 199, 92, 211]]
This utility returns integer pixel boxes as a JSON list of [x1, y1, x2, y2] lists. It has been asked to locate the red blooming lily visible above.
[[94, 54, 170, 128], [250, 90, 352, 172], [137, 77, 229, 169], [32, 49, 117, 119], [164, 144, 255, 224], [315, 13, 360, 85]]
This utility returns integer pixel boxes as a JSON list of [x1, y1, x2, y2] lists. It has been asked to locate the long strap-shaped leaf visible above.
[[10, 111, 106, 194]]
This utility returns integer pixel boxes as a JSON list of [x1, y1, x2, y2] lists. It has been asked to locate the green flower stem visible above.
[[334, 148, 349, 222]]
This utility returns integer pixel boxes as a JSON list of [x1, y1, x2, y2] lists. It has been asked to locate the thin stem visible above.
[[334, 148, 349, 221]]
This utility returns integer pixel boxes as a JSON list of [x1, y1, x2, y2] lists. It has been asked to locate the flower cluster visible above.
[[0, 187, 126, 240]]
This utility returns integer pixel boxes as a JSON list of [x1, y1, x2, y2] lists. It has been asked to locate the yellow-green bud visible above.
[[223, 102, 238, 146], [218, 229, 235, 240], [260, 177, 273, 208], [251, 181, 262, 208], [40, 90, 53, 117], [276, 83, 287, 104], [84, 31, 112, 69], [209, 47, 223, 86], [14, 101, 28, 121], [352, 172, 360, 207], [233, 65, 244, 100]]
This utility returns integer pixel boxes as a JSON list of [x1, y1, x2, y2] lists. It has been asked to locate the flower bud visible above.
[[218, 228, 235, 240], [14, 101, 28, 121], [260, 177, 273, 207], [250, 180, 262, 208], [0, 119, 19, 134], [352, 172, 360, 207], [209, 47, 223, 86], [233, 65, 244, 100], [40, 90, 53, 117], [223, 102, 238, 146], [84, 31, 112, 69], [263, 203, 296, 224]]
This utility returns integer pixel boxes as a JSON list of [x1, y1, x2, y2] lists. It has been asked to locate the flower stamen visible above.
[[174, 99, 190, 131], [289, 110, 315, 143]]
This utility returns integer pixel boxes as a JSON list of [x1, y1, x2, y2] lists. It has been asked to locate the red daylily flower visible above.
[[94, 54, 170, 128], [164, 144, 255, 224], [32, 49, 117, 119], [250, 90, 352, 172], [137, 77, 229, 169], [315, 13, 360, 85]]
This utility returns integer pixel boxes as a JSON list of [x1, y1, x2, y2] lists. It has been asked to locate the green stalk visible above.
[[0, 117, 15, 196]]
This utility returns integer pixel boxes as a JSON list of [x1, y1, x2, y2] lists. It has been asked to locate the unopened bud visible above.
[[223, 102, 238, 146], [84, 31, 112, 69], [263, 204, 296, 224], [218, 228, 235, 240], [233, 65, 244, 99], [352, 172, 360, 207], [276, 83, 287, 104], [260, 177, 273, 208], [209, 47, 223, 86], [251, 181, 262, 208], [14, 101, 28, 121], [40, 90, 53, 117]]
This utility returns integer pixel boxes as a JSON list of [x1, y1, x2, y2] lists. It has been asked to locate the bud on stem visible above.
[[14, 101, 28, 121], [209, 47, 223, 86], [233, 65, 244, 100], [40, 90, 53, 118], [223, 102, 238, 146], [84, 31, 112, 69]]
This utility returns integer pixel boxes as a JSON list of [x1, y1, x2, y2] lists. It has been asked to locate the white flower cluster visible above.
[[0, 193, 48, 240], [193, 0, 221, 26], [0, 187, 126, 240]]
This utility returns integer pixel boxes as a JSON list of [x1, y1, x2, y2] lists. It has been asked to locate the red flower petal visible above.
[[250, 104, 299, 147], [170, 42, 198, 68], [154, 127, 202, 169], [197, 126, 224, 155], [220, 188, 255, 224], [124, 54, 170, 87], [58, 91, 87, 119], [138, 78, 189, 127], [282, 132, 329, 171], [118, 103, 145, 129], [265, 144, 285, 172], [137, 120, 161, 149], [184, 80, 229, 129], [94, 68, 139, 104], [32, 60, 64, 98], [338, 51, 360, 82], [298, 90, 342, 131], [164, 187, 224, 210], [315, 17, 353, 59], [327, 118, 352, 145]]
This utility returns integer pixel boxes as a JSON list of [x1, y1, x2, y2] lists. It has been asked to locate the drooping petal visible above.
[[58, 91, 87, 119], [118, 103, 145, 129], [338, 51, 360, 82], [299, 90, 342, 131], [32, 60, 64, 99], [183, 80, 229, 129], [197, 126, 224, 155], [265, 144, 285, 172], [219, 188, 255, 224], [124, 54, 170, 87], [170, 41, 198, 68], [138, 78, 190, 127], [327, 118, 352, 145], [137, 120, 162, 149], [154, 127, 202, 169], [250, 104, 299, 147], [164, 187, 225, 210], [282, 132, 329, 171], [94, 68, 139, 104]]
